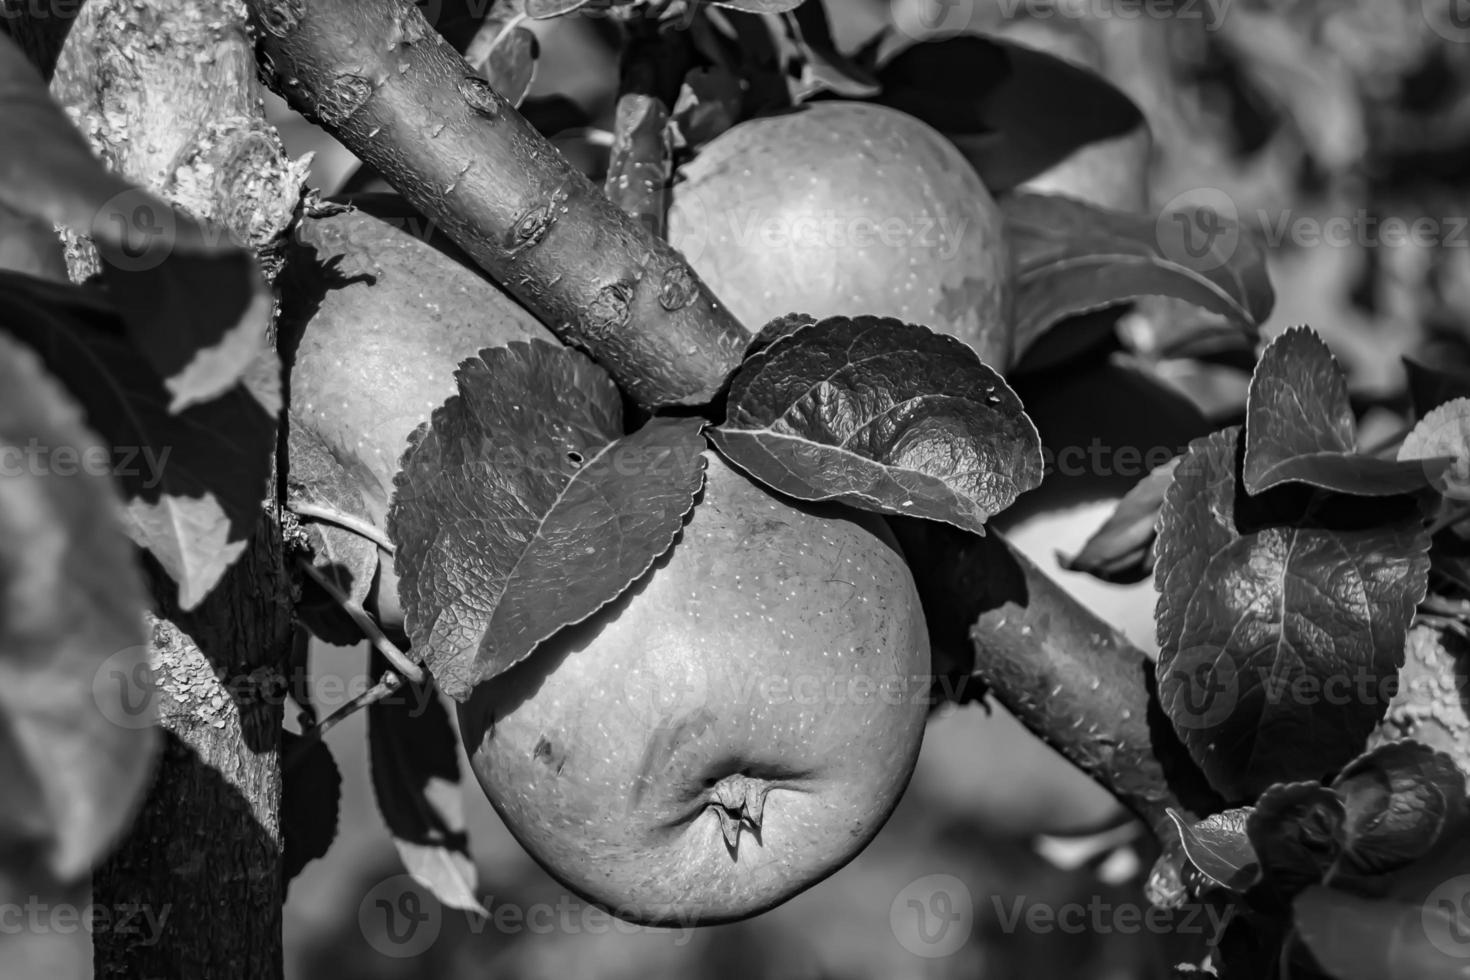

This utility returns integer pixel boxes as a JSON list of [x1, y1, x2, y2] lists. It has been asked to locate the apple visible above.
[[457, 452, 931, 925], [666, 101, 1011, 367], [287, 206, 555, 626]]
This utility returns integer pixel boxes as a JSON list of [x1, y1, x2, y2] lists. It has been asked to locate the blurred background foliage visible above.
[[273, 0, 1470, 975]]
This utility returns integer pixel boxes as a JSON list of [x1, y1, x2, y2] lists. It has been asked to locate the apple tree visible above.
[[1, 0, 1469, 978]]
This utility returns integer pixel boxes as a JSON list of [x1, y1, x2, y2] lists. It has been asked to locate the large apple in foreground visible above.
[[457, 452, 931, 925], [666, 101, 1011, 367]]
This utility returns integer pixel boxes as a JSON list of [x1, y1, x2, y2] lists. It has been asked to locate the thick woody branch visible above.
[[246, 0, 748, 408], [891, 518, 1221, 836]]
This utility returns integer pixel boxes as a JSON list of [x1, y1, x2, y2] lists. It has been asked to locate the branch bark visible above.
[[52, 1, 303, 977], [246, 0, 1202, 838], [603, 21, 691, 237], [248, 0, 748, 408]]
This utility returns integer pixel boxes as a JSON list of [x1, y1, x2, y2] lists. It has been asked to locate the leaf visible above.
[[280, 730, 342, 883], [1399, 399, 1470, 503], [1403, 356, 1470, 421], [523, 0, 590, 17], [1164, 807, 1261, 893], [670, 66, 742, 151], [0, 270, 280, 610], [1295, 885, 1470, 980], [1061, 456, 1179, 584], [473, 25, 537, 110], [0, 32, 270, 411], [870, 35, 1143, 192], [1004, 192, 1274, 369], [0, 332, 155, 883], [709, 315, 1042, 536], [779, 4, 881, 101], [712, 0, 805, 13], [1154, 428, 1432, 801], [287, 417, 382, 645], [1331, 741, 1467, 878], [1244, 328, 1435, 497], [1248, 782, 1346, 900], [388, 341, 706, 700], [367, 650, 485, 914]]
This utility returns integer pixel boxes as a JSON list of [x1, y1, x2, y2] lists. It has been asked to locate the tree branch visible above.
[[53, 2, 302, 977], [247, 0, 748, 408], [604, 21, 690, 237]]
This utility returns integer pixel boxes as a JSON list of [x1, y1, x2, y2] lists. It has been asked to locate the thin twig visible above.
[[296, 557, 424, 684], [285, 670, 405, 770], [1427, 500, 1470, 538], [291, 501, 395, 554]]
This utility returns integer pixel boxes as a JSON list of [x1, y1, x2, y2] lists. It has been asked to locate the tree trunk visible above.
[[50, 1, 305, 976]]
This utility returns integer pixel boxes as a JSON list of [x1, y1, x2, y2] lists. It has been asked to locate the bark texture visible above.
[[247, 0, 748, 408], [51, 1, 303, 977]]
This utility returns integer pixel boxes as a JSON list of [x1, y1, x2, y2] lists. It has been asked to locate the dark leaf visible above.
[[0, 333, 155, 883], [287, 417, 382, 645], [670, 66, 743, 150], [712, 0, 805, 13], [472, 25, 538, 109], [779, 4, 881, 101], [367, 650, 485, 913], [871, 35, 1142, 191], [1155, 428, 1431, 800], [389, 341, 706, 700], [0, 33, 271, 411], [1295, 885, 1470, 980], [1248, 782, 1346, 900], [0, 271, 280, 610], [1404, 356, 1470, 421], [1004, 192, 1274, 370], [281, 730, 342, 883], [1331, 741, 1467, 877], [1165, 807, 1261, 893], [709, 315, 1042, 536], [1244, 328, 1435, 497], [1061, 456, 1179, 583]]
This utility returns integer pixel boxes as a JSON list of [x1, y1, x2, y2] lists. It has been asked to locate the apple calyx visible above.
[[709, 773, 770, 852]]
